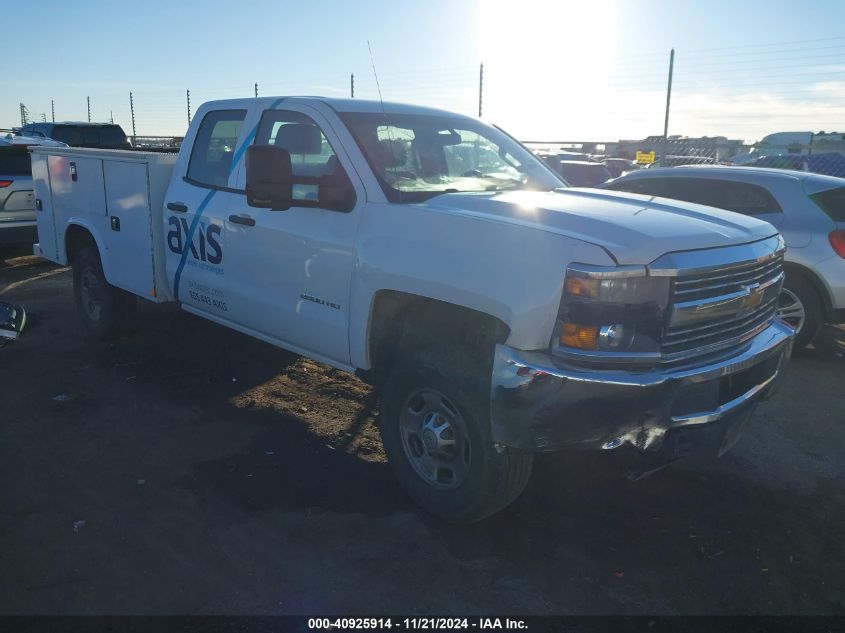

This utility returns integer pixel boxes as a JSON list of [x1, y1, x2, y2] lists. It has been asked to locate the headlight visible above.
[[554, 264, 671, 362]]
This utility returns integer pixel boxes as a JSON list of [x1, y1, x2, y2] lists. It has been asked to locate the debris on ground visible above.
[[72, 520, 86, 532], [0, 301, 27, 343]]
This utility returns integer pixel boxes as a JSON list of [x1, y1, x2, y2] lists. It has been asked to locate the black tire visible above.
[[379, 346, 533, 522], [72, 246, 136, 339], [778, 273, 823, 349]]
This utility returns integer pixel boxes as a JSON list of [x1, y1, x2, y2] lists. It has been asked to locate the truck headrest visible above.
[[274, 124, 323, 155], [374, 139, 406, 168]]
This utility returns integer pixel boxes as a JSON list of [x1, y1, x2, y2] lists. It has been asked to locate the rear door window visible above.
[[667, 178, 782, 215], [187, 109, 247, 188]]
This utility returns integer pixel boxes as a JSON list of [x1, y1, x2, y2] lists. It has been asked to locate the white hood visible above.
[[419, 188, 778, 265]]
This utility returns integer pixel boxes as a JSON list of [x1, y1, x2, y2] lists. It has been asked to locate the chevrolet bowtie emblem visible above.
[[741, 284, 764, 311]]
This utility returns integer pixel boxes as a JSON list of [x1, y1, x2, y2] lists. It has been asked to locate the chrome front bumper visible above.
[[490, 320, 794, 460]]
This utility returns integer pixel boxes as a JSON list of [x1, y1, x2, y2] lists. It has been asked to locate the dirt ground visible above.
[[1, 248, 843, 615]]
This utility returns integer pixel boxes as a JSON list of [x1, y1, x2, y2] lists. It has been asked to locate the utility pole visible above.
[[41, 113, 47, 122], [478, 63, 484, 117], [129, 92, 136, 142], [254, 82, 258, 98], [51, 100, 55, 122], [110, 110, 114, 124], [186, 89, 192, 126], [19, 103, 29, 126], [87, 96, 91, 122], [661, 48, 675, 166], [350, 73, 355, 98]]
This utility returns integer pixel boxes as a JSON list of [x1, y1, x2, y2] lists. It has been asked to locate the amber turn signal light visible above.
[[560, 323, 599, 349]]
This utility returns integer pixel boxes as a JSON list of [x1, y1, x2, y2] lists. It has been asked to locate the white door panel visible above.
[[224, 104, 363, 365], [223, 204, 357, 364]]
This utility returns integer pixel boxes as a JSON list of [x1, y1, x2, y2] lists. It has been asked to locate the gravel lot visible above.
[[1, 248, 843, 615]]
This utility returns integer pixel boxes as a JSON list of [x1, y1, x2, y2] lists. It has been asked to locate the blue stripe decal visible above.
[[172, 187, 216, 301], [172, 98, 285, 302]]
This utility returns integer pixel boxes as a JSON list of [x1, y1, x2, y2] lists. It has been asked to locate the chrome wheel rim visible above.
[[399, 388, 471, 490], [80, 268, 103, 322], [777, 287, 805, 333]]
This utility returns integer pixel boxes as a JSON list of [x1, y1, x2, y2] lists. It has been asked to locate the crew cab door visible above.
[[225, 104, 363, 367], [163, 108, 247, 310]]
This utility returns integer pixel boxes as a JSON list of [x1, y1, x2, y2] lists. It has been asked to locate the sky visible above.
[[4, 0, 845, 143]]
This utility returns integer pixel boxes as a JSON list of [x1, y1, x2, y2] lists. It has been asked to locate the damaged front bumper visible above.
[[490, 320, 793, 464]]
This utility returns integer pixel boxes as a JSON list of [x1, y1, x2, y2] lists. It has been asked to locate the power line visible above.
[[682, 35, 845, 54]]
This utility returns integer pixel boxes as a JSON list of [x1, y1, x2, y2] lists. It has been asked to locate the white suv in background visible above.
[[601, 165, 845, 348], [0, 134, 66, 246]]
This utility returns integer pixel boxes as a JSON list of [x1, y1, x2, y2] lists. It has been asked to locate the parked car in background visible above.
[[19, 122, 130, 149], [1, 133, 67, 148], [0, 135, 69, 246], [540, 150, 595, 163], [601, 165, 845, 347], [651, 155, 718, 168], [605, 157, 638, 178], [556, 160, 612, 187]]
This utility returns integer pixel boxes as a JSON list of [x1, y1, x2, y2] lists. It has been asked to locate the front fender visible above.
[[348, 202, 615, 369]]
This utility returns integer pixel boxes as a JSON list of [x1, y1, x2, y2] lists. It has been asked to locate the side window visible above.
[[668, 178, 782, 215], [52, 126, 83, 146], [667, 178, 722, 207], [606, 178, 670, 197], [254, 110, 341, 203], [187, 109, 247, 188]]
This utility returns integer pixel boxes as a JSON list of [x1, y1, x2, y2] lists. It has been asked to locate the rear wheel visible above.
[[778, 274, 822, 349], [72, 246, 136, 338], [379, 346, 533, 522]]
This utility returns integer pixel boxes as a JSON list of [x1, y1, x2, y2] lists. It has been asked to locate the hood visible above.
[[418, 188, 778, 265]]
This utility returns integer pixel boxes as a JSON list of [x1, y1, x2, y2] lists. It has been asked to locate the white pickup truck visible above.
[[31, 97, 794, 521]]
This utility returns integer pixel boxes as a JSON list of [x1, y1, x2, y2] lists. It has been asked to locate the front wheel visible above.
[[379, 347, 533, 522], [72, 246, 136, 338]]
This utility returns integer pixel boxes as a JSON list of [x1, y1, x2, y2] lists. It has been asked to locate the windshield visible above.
[[340, 112, 564, 202]]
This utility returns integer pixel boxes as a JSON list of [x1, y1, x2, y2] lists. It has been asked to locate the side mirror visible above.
[[318, 167, 356, 213], [245, 145, 293, 210]]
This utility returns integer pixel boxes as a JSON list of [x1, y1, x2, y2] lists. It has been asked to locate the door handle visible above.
[[228, 214, 256, 227], [167, 201, 188, 213]]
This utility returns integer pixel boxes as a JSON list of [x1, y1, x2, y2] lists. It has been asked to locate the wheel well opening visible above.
[[783, 262, 831, 316], [64, 225, 97, 265], [366, 291, 510, 382]]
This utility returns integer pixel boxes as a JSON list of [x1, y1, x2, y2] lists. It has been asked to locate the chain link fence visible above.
[[524, 132, 845, 187]]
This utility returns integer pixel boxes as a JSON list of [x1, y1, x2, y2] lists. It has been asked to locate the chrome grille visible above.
[[661, 252, 784, 366]]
